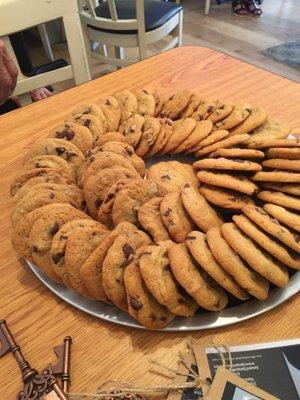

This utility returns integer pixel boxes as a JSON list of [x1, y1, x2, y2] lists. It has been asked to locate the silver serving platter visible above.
[[27, 261, 299, 331]]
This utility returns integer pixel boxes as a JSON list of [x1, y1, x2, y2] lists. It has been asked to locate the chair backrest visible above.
[[78, 0, 146, 34]]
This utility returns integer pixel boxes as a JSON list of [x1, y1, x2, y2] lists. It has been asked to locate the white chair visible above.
[[78, 0, 183, 73], [0, 0, 92, 105]]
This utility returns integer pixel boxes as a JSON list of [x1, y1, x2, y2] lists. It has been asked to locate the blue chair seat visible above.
[[90, 0, 182, 34]]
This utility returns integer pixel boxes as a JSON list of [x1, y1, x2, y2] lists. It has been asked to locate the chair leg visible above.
[[175, 10, 183, 47], [205, 0, 211, 15], [114, 47, 125, 70], [37, 23, 54, 62], [18, 92, 32, 106], [62, 12, 92, 84]]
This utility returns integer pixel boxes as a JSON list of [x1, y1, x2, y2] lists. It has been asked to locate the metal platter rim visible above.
[[27, 260, 300, 332]]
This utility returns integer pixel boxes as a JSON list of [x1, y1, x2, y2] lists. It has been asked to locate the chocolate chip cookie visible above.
[[168, 243, 228, 311], [139, 241, 198, 316], [198, 184, 254, 210], [160, 191, 194, 243]]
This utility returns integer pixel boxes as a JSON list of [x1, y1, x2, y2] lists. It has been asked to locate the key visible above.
[[0, 320, 68, 400]]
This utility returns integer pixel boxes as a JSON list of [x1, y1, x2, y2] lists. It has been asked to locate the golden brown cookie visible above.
[[247, 137, 300, 149], [179, 93, 202, 118], [124, 247, 175, 329], [50, 219, 105, 285], [257, 191, 300, 211], [193, 158, 262, 172], [168, 243, 228, 311], [197, 171, 259, 195], [181, 183, 223, 232], [242, 205, 300, 253], [11, 190, 74, 228], [191, 98, 216, 121], [139, 241, 198, 316], [114, 91, 138, 122], [90, 141, 145, 177], [206, 100, 234, 124], [233, 214, 300, 270], [186, 231, 249, 300], [263, 203, 300, 233], [24, 138, 85, 175], [112, 179, 161, 226], [96, 132, 128, 146], [97, 179, 133, 228], [214, 103, 251, 130], [172, 120, 213, 154], [83, 166, 140, 218], [119, 113, 145, 148], [70, 113, 106, 143], [260, 183, 300, 197], [48, 121, 93, 155], [266, 147, 300, 160], [147, 161, 199, 195], [195, 133, 250, 157], [186, 130, 229, 154], [10, 168, 74, 196], [160, 89, 191, 119], [29, 211, 94, 283], [160, 192, 194, 243], [65, 226, 108, 296], [198, 184, 254, 210], [221, 222, 289, 287], [138, 197, 170, 242], [147, 118, 174, 157], [160, 118, 196, 154], [98, 96, 121, 132], [262, 158, 300, 171], [23, 155, 75, 181], [229, 107, 267, 136], [208, 147, 264, 159], [71, 103, 107, 131], [80, 222, 138, 300], [251, 171, 300, 183], [246, 118, 290, 146], [102, 229, 151, 311], [135, 117, 161, 157], [135, 89, 156, 117], [11, 204, 90, 260], [206, 228, 269, 300]]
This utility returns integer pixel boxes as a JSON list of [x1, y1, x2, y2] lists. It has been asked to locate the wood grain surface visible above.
[[0, 47, 299, 398]]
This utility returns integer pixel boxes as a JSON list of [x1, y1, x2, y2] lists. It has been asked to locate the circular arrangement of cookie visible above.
[[10, 89, 299, 329]]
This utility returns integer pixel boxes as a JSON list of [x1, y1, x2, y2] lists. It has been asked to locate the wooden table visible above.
[[0, 47, 299, 398]]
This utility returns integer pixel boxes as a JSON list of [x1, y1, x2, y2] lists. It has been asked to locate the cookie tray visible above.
[[26, 260, 299, 331]]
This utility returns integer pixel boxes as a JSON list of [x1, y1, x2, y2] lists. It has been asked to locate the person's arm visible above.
[[0, 39, 18, 105]]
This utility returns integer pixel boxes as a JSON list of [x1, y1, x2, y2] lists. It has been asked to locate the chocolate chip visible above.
[[66, 152, 78, 161], [104, 192, 115, 203], [57, 129, 75, 140], [95, 198, 102, 208], [52, 252, 64, 264], [105, 100, 111, 106], [83, 119, 91, 127], [123, 244, 134, 260], [219, 105, 225, 110], [197, 114, 204, 121], [162, 208, 172, 217], [159, 316, 167, 322], [50, 192, 55, 199], [140, 251, 152, 256], [161, 174, 171, 181], [186, 235, 196, 240], [142, 89, 149, 94], [129, 127, 135, 133], [56, 146, 66, 155], [149, 313, 157, 322], [294, 234, 300, 243], [124, 147, 133, 156], [49, 222, 60, 235], [207, 105, 214, 113], [130, 297, 143, 310], [183, 182, 190, 188], [32, 245, 40, 252]]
